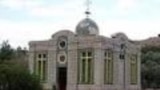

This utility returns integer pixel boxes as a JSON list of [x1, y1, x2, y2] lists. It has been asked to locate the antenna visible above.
[[85, 0, 91, 17]]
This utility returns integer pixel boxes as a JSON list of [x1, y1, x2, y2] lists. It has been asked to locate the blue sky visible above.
[[0, 0, 160, 48]]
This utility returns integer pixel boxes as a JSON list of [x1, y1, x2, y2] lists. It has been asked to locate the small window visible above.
[[38, 54, 41, 58], [108, 51, 112, 58], [120, 54, 125, 59], [60, 55, 65, 62], [121, 44, 125, 49], [88, 52, 92, 57], [104, 52, 107, 57], [43, 54, 46, 58], [58, 39, 67, 49], [60, 41, 66, 48], [82, 52, 86, 57]]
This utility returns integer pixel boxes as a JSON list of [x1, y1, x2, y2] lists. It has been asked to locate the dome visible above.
[[76, 18, 99, 35], [111, 32, 128, 41]]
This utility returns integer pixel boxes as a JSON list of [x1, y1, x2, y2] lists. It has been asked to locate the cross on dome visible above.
[[85, 0, 92, 17]]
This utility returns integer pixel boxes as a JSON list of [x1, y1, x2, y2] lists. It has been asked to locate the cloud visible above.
[[0, 0, 43, 10], [117, 0, 137, 9], [0, 0, 86, 20], [99, 20, 160, 40], [115, 0, 138, 15], [0, 0, 160, 48], [27, 0, 84, 18], [0, 17, 80, 48], [1, 18, 160, 48]]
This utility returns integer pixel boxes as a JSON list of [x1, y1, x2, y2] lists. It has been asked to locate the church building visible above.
[[28, 5, 141, 90]]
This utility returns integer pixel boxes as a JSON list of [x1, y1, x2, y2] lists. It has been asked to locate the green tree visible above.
[[0, 63, 42, 90], [141, 46, 160, 89], [0, 41, 14, 62], [14, 46, 28, 68], [0, 40, 42, 90]]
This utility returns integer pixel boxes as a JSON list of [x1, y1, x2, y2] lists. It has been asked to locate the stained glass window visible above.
[[35, 53, 48, 82], [130, 55, 138, 84], [78, 50, 93, 84], [104, 50, 113, 84]]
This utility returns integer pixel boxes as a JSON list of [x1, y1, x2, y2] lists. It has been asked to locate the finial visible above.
[[85, 0, 91, 17]]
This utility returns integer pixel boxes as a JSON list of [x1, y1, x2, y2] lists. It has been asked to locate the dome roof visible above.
[[76, 18, 99, 35]]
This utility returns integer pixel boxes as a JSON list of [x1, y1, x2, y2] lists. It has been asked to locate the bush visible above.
[[141, 46, 160, 89], [0, 63, 42, 90]]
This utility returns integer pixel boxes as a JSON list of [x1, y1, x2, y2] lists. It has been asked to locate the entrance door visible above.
[[58, 67, 67, 90]]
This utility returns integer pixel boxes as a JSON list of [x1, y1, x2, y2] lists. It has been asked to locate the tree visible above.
[[14, 46, 28, 68], [0, 63, 42, 90], [141, 46, 160, 89], [0, 40, 42, 90], [0, 41, 14, 62]]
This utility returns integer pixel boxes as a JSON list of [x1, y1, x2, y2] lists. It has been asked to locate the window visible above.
[[78, 50, 93, 84], [104, 50, 113, 84], [130, 55, 138, 84], [120, 44, 125, 49], [120, 44, 125, 60], [120, 54, 125, 59], [59, 40, 66, 49], [58, 37, 67, 49], [35, 53, 48, 82]]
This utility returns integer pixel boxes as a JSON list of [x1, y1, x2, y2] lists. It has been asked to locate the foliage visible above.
[[0, 63, 42, 90], [141, 45, 160, 54], [141, 46, 160, 89], [0, 41, 14, 62], [0, 41, 28, 67], [0, 41, 42, 90]]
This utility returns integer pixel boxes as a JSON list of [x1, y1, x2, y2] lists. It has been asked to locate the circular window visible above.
[[58, 54, 67, 64], [60, 55, 65, 62], [60, 41, 66, 48], [59, 40, 67, 49]]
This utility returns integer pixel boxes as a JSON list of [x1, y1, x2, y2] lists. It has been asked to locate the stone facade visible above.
[[29, 17, 141, 90]]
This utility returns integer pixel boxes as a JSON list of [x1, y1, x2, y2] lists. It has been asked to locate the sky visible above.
[[0, 0, 160, 48]]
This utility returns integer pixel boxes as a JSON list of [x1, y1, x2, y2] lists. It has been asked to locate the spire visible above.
[[85, 0, 91, 17]]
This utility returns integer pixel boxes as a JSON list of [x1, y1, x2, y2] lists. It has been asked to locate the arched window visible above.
[[35, 53, 48, 82], [130, 54, 138, 84], [78, 50, 93, 84], [104, 49, 113, 84]]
